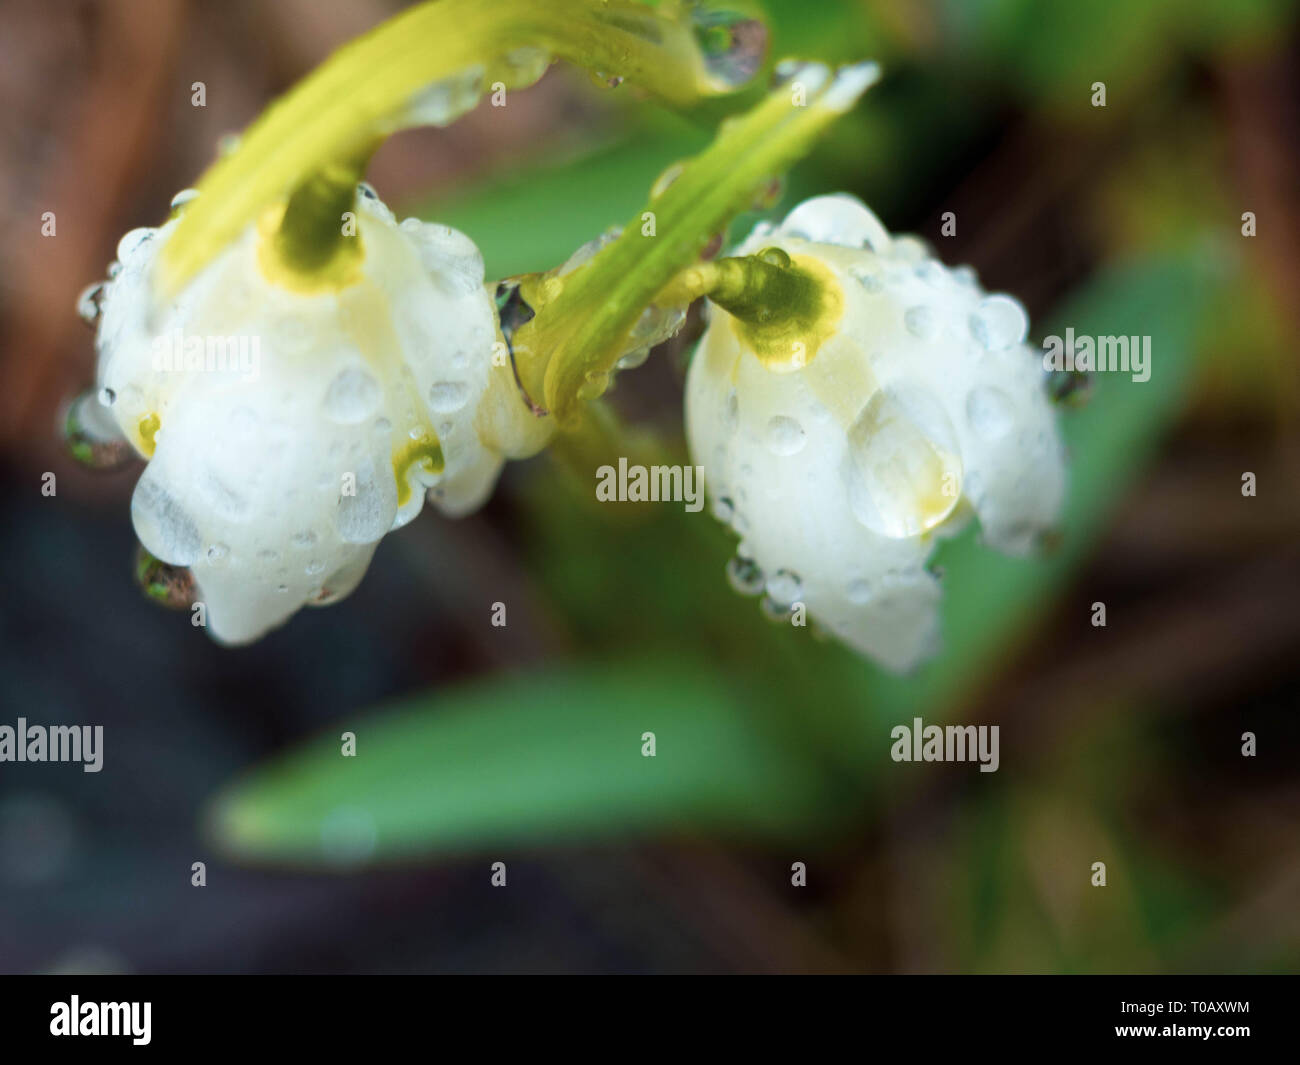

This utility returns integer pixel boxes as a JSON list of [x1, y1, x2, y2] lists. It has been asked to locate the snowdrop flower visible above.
[[89, 188, 545, 645], [686, 194, 1066, 671]]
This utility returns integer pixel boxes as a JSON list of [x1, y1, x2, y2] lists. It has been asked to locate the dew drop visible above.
[[115, 227, 155, 263], [766, 568, 803, 606], [765, 415, 806, 456], [75, 283, 106, 327], [904, 305, 936, 340], [843, 385, 963, 539], [914, 261, 946, 287], [968, 294, 1028, 350], [616, 346, 651, 371], [428, 380, 468, 414], [691, 8, 769, 90], [712, 495, 735, 523], [651, 161, 686, 199], [850, 266, 884, 293], [405, 65, 486, 126], [725, 555, 765, 597], [323, 367, 381, 424], [891, 235, 929, 263]]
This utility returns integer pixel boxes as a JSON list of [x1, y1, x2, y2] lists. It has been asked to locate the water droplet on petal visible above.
[[115, 227, 155, 263], [844, 385, 963, 539], [904, 305, 936, 340], [206, 543, 229, 565], [428, 380, 469, 413], [726, 555, 765, 596], [76, 283, 106, 327], [323, 367, 381, 424], [766, 568, 803, 606], [891, 235, 929, 263], [764, 415, 806, 456], [850, 266, 884, 293], [760, 594, 793, 623], [169, 188, 199, 210], [712, 495, 735, 523], [969, 294, 1028, 350]]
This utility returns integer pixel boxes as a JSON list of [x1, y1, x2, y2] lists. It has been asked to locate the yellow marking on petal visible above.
[[136, 412, 161, 457], [392, 433, 445, 508]]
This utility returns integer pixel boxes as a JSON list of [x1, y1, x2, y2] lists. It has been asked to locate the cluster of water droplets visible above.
[[67, 203, 193, 475]]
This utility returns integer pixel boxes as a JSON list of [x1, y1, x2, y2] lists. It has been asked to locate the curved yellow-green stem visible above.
[[512, 60, 881, 422], [159, 0, 754, 296]]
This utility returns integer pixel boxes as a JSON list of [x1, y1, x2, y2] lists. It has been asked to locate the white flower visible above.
[[686, 194, 1067, 671], [92, 188, 544, 645]]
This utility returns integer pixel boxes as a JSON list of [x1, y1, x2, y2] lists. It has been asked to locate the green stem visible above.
[[512, 60, 881, 422], [160, 0, 757, 295]]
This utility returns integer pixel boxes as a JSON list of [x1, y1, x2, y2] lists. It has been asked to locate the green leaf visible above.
[[209, 660, 830, 865]]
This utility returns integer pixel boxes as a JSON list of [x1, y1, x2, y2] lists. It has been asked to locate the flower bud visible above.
[[92, 189, 534, 644], [686, 194, 1066, 671]]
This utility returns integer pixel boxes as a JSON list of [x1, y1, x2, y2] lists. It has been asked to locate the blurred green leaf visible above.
[[210, 660, 830, 864]]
